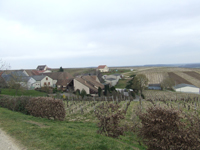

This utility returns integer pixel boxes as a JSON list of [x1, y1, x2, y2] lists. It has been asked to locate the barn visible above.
[[173, 84, 200, 94]]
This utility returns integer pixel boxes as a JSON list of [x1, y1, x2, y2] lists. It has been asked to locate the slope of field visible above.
[[168, 72, 192, 85], [135, 67, 194, 85], [175, 72, 200, 88], [144, 72, 166, 84], [183, 71, 200, 80]]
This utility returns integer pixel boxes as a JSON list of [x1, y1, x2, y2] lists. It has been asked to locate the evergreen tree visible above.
[[59, 66, 64, 72]]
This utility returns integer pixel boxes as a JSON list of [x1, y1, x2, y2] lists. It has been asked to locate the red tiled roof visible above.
[[97, 65, 106, 69]]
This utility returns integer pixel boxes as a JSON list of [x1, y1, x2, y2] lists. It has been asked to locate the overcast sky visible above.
[[0, 0, 200, 69]]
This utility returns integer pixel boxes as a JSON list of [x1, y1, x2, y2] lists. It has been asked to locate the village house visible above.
[[97, 65, 109, 72], [36, 65, 52, 73], [74, 75, 104, 96], [1, 70, 37, 90], [32, 75, 53, 88], [43, 72, 73, 90]]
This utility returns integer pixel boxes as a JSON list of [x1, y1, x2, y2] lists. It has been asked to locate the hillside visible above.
[[132, 67, 200, 88]]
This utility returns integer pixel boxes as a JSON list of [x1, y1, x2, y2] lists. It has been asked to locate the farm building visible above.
[[148, 84, 161, 90], [173, 84, 200, 94]]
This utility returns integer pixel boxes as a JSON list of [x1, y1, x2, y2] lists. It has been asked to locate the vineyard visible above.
[[62, 94, 137, 123], [183, 71, 200, 80], [143, 72, 166, 84], [175, 71, 200, 88], [131, 67, 200, 88], [60, 90, 200, 124], [1, 89, 200, 149]]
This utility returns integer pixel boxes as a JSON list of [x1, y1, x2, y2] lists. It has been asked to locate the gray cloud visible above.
[[0, 0, 200, 69]]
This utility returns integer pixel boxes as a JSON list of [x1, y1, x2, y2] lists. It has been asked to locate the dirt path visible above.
[[0, 128, 25, 150]]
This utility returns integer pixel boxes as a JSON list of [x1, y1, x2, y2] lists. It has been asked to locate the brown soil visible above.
[[183, 71, 200, 80], [168, 72, 192, 85]]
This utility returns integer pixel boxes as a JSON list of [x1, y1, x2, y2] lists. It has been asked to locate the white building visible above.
[[173, 84, 200, 94], [97, 65, 109, 72], [32, 75, 53, 88]]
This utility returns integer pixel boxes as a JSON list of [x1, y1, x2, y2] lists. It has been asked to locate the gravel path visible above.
[[0, 128, 25, 150]]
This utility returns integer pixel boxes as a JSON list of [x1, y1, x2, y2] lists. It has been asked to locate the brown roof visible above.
[[56, 79, 73, 86], [25, 70, 40, 76], [97, 65, 106, 69], [44, 72, 73, 80], [75, 75, 104, 92]]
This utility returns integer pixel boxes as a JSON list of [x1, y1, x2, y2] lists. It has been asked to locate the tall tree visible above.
[[131, 74, 148, 95]]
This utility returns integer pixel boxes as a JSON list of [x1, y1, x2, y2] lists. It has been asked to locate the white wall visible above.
[[27, 78, 36, 89], [175, 87, 200, 94], [32, 81, 41, 89], [74, 79, 90, 94], [99, 66, 109, 72], [41, 76, 53, 87]]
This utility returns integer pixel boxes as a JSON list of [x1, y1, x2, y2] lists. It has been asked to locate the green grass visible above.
[[0, 88, 47, 96], [115, 79, 130, 88], [0, 107, 146, 150]]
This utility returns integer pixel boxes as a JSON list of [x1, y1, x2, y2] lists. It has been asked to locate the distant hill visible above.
[[144, 63, 200, 68]]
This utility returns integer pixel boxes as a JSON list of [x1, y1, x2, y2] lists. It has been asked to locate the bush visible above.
[[94, 103, 126, 138], [137, 106, 200, 150], [0, 96, 66, 121], [26, 97, 66, 121], [0, 96, 30, 114], [80, 89, 87, 99]]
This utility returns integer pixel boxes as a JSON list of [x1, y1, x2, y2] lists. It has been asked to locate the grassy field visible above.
[[0, 88, 47, 96], [52, 68, 95, 76], [102, 69, 130, 76], [115, 79, 130, 88], [0, 107, 146, 150]]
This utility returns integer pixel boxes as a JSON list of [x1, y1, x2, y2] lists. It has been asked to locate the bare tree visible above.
[[131, 74, 148, 95], [0, 59, 10, 89], [161, 76, 175, 90]]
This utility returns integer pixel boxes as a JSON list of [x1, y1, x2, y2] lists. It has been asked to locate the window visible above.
[[46, 77, 48, 80], [44, 82, 47, 85], [48, 82, 50, 85]]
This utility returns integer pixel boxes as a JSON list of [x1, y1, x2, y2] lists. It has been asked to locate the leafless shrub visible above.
[[94, 103, 126, 138], [137, 106, 200, 150], [26, 97, 66, 121]]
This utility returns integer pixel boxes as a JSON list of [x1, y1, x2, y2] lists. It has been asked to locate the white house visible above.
[[36, 65, 52, 73], [173, 84, 200, 94], [97, 65, 109, 72], [32, 75, 53, 88]]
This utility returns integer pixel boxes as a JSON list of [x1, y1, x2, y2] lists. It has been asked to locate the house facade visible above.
[[43, 72, 74, 89], [97, 65, 109, 72], [32, 75, 53, 88]]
